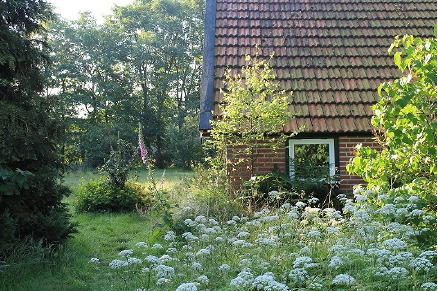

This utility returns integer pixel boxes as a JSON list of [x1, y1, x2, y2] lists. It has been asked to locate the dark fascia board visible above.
[[199, 0, 216, 131]]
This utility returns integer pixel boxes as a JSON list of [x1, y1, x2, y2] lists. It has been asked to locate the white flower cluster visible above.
[[332, 273, 355, 285]]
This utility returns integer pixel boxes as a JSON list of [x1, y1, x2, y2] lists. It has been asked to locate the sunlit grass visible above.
[[0, 168, 193, 291]]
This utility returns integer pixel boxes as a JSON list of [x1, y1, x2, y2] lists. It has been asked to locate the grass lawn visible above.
[[0, 168, 193, 291]]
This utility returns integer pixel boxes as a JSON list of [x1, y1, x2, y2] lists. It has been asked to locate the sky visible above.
[[48, 0, 133, 23]]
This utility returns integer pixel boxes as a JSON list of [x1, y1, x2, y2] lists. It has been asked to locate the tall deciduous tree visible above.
[[0, 0, 76, 247]]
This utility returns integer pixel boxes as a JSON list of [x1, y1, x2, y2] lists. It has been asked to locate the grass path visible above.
[[0, 168, 192, 290]]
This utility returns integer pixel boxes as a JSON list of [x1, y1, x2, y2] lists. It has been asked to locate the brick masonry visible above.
[[226, 135, 381, 193]]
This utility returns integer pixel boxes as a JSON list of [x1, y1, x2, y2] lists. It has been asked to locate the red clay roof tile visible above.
[[211, 0, 436, 133]]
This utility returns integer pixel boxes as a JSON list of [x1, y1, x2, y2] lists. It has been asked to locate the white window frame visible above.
[[288, 138, 336, 180]]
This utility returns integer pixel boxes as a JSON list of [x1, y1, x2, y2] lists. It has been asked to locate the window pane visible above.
[[292, 143, 330, 179]]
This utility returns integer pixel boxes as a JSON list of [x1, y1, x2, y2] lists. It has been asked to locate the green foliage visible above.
[[348, 34, 437, 208], [0, 0, 76, 247], [100, 139, 139, 189], [210, 54, 292, 185], [46, 0, 205, 169], [165, 115, 204, 169], [75, 177, 151, 213]]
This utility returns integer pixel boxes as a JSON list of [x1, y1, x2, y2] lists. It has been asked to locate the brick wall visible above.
[[226, 141, 286, 190], [226, 136, 381, 193], [338, 136, 382, 193]]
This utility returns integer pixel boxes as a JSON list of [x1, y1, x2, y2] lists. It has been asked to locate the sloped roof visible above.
[[199, 0, 436, 133]]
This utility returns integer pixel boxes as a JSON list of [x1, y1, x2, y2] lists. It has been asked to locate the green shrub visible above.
[[242, 172, 340, 209], [75, 177, 151, 213]]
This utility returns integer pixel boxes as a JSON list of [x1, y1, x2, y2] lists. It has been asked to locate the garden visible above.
[[0, 1, 436, 290]]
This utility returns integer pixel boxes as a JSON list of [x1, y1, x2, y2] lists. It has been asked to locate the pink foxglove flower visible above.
[[138, 123, 147, 164]]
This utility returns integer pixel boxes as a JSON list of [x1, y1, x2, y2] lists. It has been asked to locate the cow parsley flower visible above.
[[307, 230, 322, 238], [409, 257, 433, 272], [238, 258, 251, 267], [219, 263, 230, 272], [118, 249, 134, 257], [230, 269, 254, 289], [128, 257, 143, 265], [233, 239, 254, 248], [109, 259, 128, 269], [332, 274, 355, 285], [195, 215, 207, 224], [197, 275, 209, 285], [176, 282, 198, 291], [293, 256, 313, 269], [135, 242, 148, 248], [255, 237, 277, 246], [191, 261, 202, 271], [237, 231, 250, 238], [89, 257, 100, 263], [154, 264, 175, 279], [145, 255, 161, 266], [421, 282, 437, 290], [328, 256, 344, 269], [152, 243, 163, 249], [288, 268, 308, 284], [252, 272, 289, 290], [383, 238, 407, 250], [296, 201, 306, 208], [164, 231, 176, 241], [385, 267, 409, 280], [196, 248, 210, 256]]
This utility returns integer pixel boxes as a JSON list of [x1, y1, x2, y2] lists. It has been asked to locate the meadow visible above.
[[1, 168, 436, 290]]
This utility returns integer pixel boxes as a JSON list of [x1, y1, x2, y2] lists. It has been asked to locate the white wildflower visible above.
[[379, 204, 396, 215], [237, 231, 250, 238], [227, 219, 237, 226], [296, 201, 306, 208], [409, 257, 433, 272], [409, 209, 425, 217], [166, 247, 177, 254], [307, 230, 322, 238], [308, 197, 319, 204], [385, 267, 409, 280], [145, 255, 161, 266], [326, 226, 340, 234], [154, 264, 175, 278], [328, 256, 344, 269], [254, 208, 270, 218], [118, 249, 133, 257], [299, 246, 311, 254], [182, 232, 199, 241], [89, 257, 99, 263], [184, 219, 197, 227], [176, 282, 198, 291], [233, 239, 254, 248], [230, 269, 254, 289], [288, 268, 308, 284], [280, 202, 291, 210], [238, 258, 251, 267], [191, 261, 202, 271], [383, 238, 407, 250], [135, 241, 148, 248], [164, 231, 176, 241], [215, 236, 225, 243], [195, 215, 207, 224], [255, 237, 277, 247], [209, 218, 219, 225], [293, 256, 313, 269], [196, 248, 210, 256], [128, 257, 143, 265], [197, 275, 209, 285], [152, 243, 163, 249], [408, 195, 420, 203], [419, 250, 437, 260], [159, 255, 174, 263], [252, 272, 289, 290], [421, 282, 438, 290], [109, 259, 128, 269], [219, 263, 230, 272], [332, 274, 355, 285]]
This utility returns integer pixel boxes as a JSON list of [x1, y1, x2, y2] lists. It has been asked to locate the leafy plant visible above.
[[99, 138, 139, 189], [209, 53, 293, 189], [348, 33, 437, 209], [75, 177, 151, 213]]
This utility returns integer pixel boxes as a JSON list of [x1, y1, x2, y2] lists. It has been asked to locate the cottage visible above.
[[199, 0, 436, 192]]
